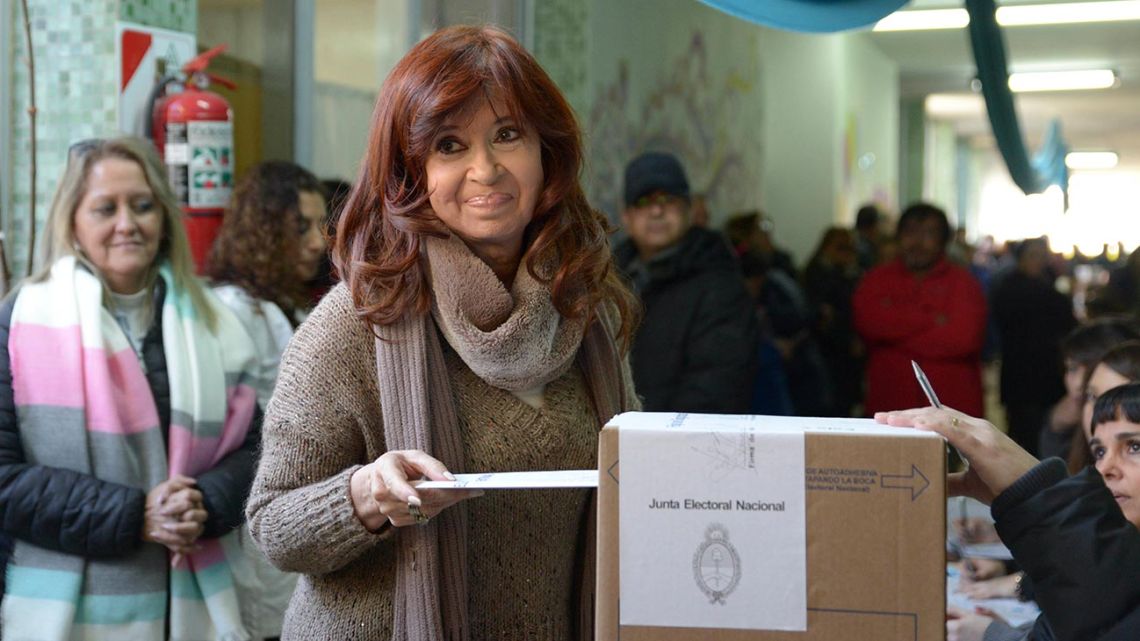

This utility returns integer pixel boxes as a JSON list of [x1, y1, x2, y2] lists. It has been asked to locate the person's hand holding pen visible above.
[[911, 361, 970, 468], [952, 496, 977, 577], [876, 406, 1038, 504], [898, 361, 1039, 503]]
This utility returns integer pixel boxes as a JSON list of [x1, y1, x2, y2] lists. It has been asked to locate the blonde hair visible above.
[[32, 136, 216, 329]]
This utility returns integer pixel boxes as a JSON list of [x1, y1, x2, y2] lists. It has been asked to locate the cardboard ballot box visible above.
[[597, 412, 946, 641]]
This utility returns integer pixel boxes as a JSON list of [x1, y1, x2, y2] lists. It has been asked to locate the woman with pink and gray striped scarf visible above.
[[0, 136, 262, 641]]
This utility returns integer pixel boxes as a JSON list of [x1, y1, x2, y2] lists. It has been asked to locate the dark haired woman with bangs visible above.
[[879, 394, 1140, 641], [245, 25, 640, 640]]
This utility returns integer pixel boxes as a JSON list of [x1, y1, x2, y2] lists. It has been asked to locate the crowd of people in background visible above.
[[616, 154, 1140, 449], [610, 153, 1140, 441]]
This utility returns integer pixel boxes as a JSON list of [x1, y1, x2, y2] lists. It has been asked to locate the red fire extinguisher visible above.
[[149, 44, 236, 273]]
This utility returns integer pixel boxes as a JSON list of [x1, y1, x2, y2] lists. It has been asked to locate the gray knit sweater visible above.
[[246, 284, 636, 639]]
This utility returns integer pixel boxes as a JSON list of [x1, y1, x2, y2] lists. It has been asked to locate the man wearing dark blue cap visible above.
[[614, 151, 759, 413]]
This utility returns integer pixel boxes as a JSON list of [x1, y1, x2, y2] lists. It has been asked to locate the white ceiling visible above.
[[868, 0, 1140, 171]]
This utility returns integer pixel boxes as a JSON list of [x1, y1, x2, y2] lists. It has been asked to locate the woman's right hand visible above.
[[349, 449, 482, 531]]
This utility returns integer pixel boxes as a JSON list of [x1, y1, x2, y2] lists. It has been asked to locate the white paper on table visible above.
[[960, 542, 1014, 560], [415, 469, 598, 489], [617, 412, 808, 631]]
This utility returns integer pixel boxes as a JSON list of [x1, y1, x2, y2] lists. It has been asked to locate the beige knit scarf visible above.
[[374, 233, 627, 641]]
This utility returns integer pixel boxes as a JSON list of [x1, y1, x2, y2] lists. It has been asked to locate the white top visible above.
[[210, 283, 299, 637], [513, 384, 546, 409], [211, 284, 296, 409], [109, 288, 152, 366]]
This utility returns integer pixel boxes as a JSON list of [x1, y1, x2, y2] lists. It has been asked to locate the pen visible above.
[[911, 359, 968, 468], [911, 360, 942, 409], [915, 361, 977, 577]]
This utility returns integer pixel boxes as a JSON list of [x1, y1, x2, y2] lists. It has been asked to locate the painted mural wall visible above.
[[582, 1, 764, 227]]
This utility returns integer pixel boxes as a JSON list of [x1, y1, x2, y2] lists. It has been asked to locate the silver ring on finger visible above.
[[408, 502, 430, 526]]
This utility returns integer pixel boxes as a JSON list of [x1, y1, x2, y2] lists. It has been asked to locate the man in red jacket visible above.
[[853, 203, 987, 417]]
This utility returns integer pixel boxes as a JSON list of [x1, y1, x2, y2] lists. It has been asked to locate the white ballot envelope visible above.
[[415, 469, 598, 489]]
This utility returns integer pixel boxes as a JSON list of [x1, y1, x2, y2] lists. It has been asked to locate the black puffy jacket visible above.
[[615, 227, 759, 413], [990, 459, 1140, 641], [0, 284, 261, 589]]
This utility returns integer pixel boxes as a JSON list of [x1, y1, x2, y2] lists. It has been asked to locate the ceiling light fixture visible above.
[[1008, 69, 1117, 92], [924, 93, 985, 117], [873, 1, 1140, 31], [872, 8, 969, 31], [1065, 151, 1119, 170], [997, 1, 1140, 26]]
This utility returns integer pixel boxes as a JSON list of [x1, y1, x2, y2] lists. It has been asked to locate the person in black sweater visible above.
[[877, 391, 1140, 641], [990, 237, 1077, 455]]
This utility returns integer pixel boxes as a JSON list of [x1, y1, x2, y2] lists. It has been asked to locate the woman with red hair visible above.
[[246, 25, 639, 640]]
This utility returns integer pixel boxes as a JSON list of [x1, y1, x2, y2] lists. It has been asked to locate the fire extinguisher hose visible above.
[[143, 75, 180, 140]]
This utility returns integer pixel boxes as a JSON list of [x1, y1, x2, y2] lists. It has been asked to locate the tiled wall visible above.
[[120, 0, 196, 34], [533, 0, 589, 121], [4, 0, 192, 283]]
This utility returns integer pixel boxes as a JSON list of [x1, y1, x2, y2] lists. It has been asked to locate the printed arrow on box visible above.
[[880, 465, 929, 501]]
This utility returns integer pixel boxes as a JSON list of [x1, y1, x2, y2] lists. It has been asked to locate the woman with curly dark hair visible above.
[[246, 25, 640, 640], [206, 160, 326, 641], [208, 161, 327, 328]]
